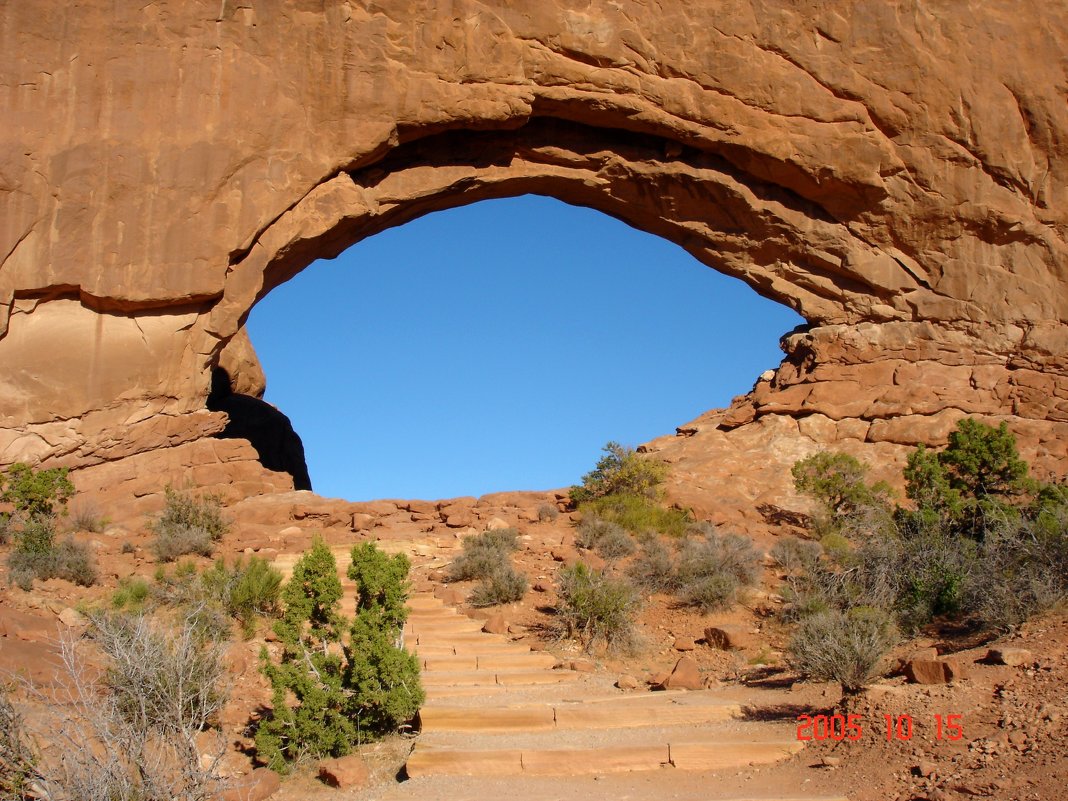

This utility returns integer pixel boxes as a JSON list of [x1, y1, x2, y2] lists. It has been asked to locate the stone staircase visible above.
[[274, 541, 850, 800]]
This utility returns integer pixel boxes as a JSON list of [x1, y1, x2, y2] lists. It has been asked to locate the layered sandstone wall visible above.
[[1, 1, 1065, 497]]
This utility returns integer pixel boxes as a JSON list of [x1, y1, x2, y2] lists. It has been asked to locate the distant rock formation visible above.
[[207, 369, 312, 492]]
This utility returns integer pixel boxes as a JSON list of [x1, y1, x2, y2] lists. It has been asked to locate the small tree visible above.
[[257, 539, 423, 772], [569, 442, 667, 505], [344, 543, 424, 737], [791, 452, 892, 534], [256, 539, 350, 771], [905, 419, 1032, 539]]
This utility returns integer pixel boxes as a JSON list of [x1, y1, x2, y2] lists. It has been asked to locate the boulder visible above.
[[988, 647, 1033, 667], [703, 624, 757, 651], [216, 768, 280, 801], [659, 657, 703, 691], [318, 754, 369, 790]]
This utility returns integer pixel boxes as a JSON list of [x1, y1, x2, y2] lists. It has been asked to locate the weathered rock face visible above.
[[1, 1, 1066, 499]]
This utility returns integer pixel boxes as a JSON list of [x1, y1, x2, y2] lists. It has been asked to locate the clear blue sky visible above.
[[246, 195, 804, 501]]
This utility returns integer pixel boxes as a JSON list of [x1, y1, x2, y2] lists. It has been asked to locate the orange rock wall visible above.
[[1, 1, 1066, 496]]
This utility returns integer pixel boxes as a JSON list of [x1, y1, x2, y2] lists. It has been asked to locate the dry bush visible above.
[[626, 537, 677, 592], [469, 565, 528, 607], [675, 528, 761, 612], [4, 607, 230, 801], [787, 608, 897, 692], [536, 503, 559, 522], [555, 563, 640, 653], [150, 488, 229, 563], [447, 528, 519, 582]]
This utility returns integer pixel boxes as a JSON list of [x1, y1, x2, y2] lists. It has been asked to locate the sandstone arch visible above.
[[1, 1, 1066, 503]]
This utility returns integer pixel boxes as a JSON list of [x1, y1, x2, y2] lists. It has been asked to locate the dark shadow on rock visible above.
[[207, 368, 313, 491]]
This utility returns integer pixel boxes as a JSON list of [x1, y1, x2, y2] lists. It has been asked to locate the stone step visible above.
[[405, 739, 803, 777], [419, 696, 739, 733], [405, 618, 485, 635], [408, 642, 534, 657], [410, 631, 521, 646], [420, 670, 580, 688], [422, 652, 558, 672]]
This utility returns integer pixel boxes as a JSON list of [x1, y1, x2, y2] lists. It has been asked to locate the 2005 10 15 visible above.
[[796, 713, 964, 742]]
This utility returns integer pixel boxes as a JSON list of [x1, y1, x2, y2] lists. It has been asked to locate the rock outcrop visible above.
[[1, 2, 1066, 501]]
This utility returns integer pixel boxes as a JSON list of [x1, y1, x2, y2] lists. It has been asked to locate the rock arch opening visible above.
[[240, 194, 804, 500]]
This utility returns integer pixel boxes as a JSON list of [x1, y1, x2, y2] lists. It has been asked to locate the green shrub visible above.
[[257, 539, 423, 772], [201, 556, 283, 636], [150, 487, 228, 562], [906, 419, 1033, 540], [469, 565, 528, 607], [112, 577, 151, 611], [344, 542, 423, 737], [569, 442, 667, 505], [787, 608, 897, 692], [626, 537, 678, 592], [791, 451, 892, 536], [580, 493, 691, 538], [1, 463, 74, 519], [555, 562, 640, 652]]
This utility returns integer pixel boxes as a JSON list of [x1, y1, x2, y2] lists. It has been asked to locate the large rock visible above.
[[0, 1, 1066, 513]]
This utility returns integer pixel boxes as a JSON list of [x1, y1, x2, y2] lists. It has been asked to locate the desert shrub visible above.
[[569, 442, 668, 505], [626, 537, 678, 592], [257, 539, 423, 772], [121, 541, 136, 554], [112, 576, 152, 611], [575, 514, 635, 558], [6, 608, 230, 801], [469, 565, 528, 607], [787, 608, 897, 692], [0, 684, 38, 800], [555, 562, 640, 652], [91, 609, 227, 736], [150, 487, 228, 562], [447, 528, 519, 582], [201, 556, 283, 636], [537, 503, 560, 522], [51, 537, 99, 586], [3, 464, 99, 591], [69, 499, 107, 534], [680, 574, 742, 612], [580, 493, 691, 538], [593, 525, 636, 560], [770, 536, 854, 621], [446, 529, 527, 607], [792, 451, 893, 536], [0, 463, 75, 520], [7, 516, 97, 590], [675, 530, 761, 612], [961, 511, 1068, 631], [788, 422, 1068, 633]]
